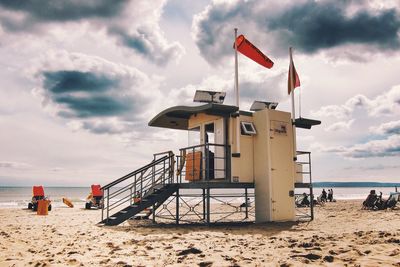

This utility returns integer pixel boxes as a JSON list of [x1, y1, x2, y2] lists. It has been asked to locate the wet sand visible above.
[[0, 200, 399, 266]]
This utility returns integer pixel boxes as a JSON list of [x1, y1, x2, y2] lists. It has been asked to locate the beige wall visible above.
[[253, 109, 295, 222], [229, 115, 255, 183]]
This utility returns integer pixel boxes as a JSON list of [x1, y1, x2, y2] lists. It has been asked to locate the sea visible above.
[[0, 185, 399, 209]]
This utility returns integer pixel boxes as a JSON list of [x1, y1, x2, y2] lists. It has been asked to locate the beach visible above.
[[0, 200, 399, 267]]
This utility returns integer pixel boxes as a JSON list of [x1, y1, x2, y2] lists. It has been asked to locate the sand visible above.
[[0, 200, 399, 267]]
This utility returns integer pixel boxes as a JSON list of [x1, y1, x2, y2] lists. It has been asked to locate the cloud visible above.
[[109, 25, 184, 66], [268, 1, 400, 54], [163, 66, 287, 110], [0, 0, 126, 24], [192, 0, 400, 65], [325, 119, 354, 132], [314, 135, 400, 158], [0, 161, 31, 169], [312, 85, 400, 119], [344, 164, 400, 171], [0, 0, 184, 66], [43, 71, 117, 94], [370, 120, 400, 135], [32, 50, 160, 135]]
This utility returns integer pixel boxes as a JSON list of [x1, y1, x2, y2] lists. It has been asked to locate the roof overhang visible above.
[[294, 117, 321, 129], [148, 103, 238, 130]]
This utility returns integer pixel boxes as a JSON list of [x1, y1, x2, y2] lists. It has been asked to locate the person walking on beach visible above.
[[321, 189, 327, 202], [328, 189, 333, 202]]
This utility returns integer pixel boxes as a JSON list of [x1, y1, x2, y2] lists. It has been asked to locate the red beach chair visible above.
[[85, 184, 104, 209], [28, 186, 52, 211]]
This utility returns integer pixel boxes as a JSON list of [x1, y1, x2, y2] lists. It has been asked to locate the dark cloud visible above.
[[0, 0, 184, 66], [43, 71, 117, 94], [41, 70, 142, 119], [0, 0, 126, 23], [268, 2, 400, 53], [55, 95, 132, 118], [193, 0, 400, 64]]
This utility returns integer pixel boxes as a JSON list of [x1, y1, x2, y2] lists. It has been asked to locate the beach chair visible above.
[[295, 193, 310, 207], [85, 184, 103, 209], [362, 190, 378, 210], [28, 186, 52, 211], [385, 192, 400, 210]]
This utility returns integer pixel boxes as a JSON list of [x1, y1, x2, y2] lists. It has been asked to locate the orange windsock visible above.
[[234, 35, 274, 69]]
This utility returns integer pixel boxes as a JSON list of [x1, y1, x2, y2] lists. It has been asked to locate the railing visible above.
[[176, 144, 231, 183], [101, 151, 175, 223], [295, 150, 314, 220]]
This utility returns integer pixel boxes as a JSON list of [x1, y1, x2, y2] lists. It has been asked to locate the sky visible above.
[[0, 0, 399, 186]]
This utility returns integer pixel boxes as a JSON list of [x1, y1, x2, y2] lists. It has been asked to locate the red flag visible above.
[[234, 34, 274, 69], [288, 55, 300, 95]]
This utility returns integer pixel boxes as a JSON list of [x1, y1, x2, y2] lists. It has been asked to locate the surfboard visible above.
[[62, 197, 74, 208]]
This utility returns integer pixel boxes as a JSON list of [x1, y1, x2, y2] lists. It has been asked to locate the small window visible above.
[[240, 121, 256, 135]]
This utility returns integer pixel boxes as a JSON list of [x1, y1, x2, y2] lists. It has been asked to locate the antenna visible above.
[[193, 90, 226, 104]]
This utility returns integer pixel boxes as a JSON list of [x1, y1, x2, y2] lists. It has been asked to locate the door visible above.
[[269, 120, 295, 221]]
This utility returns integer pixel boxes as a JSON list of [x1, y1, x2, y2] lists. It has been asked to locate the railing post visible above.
[[309, 152, 314, 221], [101, 191, 104, 222], [140, 171, 143, 198], [106, 189, 110, 222], [163, 159, 166, 185], [130, 187, 132, 206], [226, 145, 231, 181]]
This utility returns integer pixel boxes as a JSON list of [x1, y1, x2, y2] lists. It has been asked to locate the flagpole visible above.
[[234, 28, 240, 155], [289, 47, 297, 161], [234, 28, 239, 108]]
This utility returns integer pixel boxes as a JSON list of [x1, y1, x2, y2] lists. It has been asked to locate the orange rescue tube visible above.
[[62, 197, 74, 208], [37, 199, 50, 215]]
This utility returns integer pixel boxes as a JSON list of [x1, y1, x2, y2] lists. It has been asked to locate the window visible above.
[[188, 126, 201, 147], [240, 121, 256, 135]]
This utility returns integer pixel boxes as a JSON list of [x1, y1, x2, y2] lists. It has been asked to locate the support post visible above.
[[176, 189, 180, 225], [202, 188, 206, 221], [206, 188, 210, 225], [245, 188, 248, 219]]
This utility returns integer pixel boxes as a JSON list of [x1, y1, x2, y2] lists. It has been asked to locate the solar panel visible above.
[[193, 90, 226, 104], [250, 101, 278, 111]]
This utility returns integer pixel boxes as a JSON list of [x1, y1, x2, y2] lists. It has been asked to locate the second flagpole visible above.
[[289, 47, 297, 161], [234, 28, 240, 155]]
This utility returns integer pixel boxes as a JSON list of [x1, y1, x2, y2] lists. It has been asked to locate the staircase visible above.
[[99, 151, 176, 226]]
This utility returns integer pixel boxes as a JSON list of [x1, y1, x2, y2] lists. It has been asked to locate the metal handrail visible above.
[[101, 155, 170, 190], [101, 151, 175, 223], [177, 144, 231, 182]]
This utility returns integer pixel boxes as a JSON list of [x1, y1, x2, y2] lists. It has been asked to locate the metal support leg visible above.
[[245, 188, 248, 219], [206, 188, 210, 225], [310, 186, 314, 220], [176, 189, 180, 225], [202, 188, 206, 221]]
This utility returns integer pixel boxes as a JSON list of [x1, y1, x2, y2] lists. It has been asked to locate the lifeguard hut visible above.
[[99, 90, 320, 226]]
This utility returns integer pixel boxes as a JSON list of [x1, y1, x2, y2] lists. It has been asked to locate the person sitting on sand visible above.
[[362, 190, 378, 210], [300, 193, 310, 207]]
